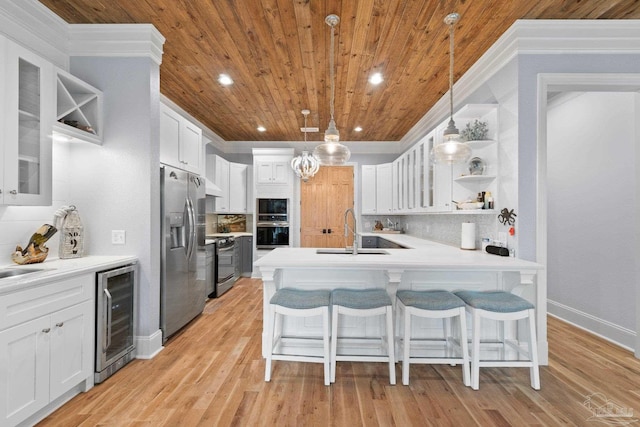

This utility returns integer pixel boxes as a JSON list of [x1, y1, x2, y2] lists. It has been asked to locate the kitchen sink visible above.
[[0, 267, 45, 279], [315, 248, 389, 255]]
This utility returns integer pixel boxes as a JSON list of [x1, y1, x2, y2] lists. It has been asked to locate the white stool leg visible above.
[[330, 307, 339, 383], [265, 304, 275, 382], [458, 307, 471, 387], [471, 308, 481, 390], [323, 307, 331, 386], [385, 306, 396, 385], [402, 305, 411, 385], [527, 308, 540, 390]]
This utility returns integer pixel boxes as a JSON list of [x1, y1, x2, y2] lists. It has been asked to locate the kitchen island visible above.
[[255, 235, 547, 363]]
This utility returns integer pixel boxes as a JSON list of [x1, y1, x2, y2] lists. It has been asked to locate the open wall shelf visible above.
[[54, 69, 103, 144]]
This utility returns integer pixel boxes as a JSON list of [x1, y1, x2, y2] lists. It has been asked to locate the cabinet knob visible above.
[[42, 328, 51, 333], [10, 190, 17, 195], [56, 322, 64, 327]]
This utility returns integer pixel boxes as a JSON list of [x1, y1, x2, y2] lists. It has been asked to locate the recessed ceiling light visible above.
[[257, 126, 266, 132], [369, 72, 384, 85], [354, 126, 363, 132], [218, 74, 233, 86]]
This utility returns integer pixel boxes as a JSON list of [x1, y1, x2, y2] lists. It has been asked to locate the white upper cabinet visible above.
[[214, 155, 230, 212], [229, 162, 248, 213], [212, 155, 251, 214], [361, 163, 393, 215], [256, 160, 289, 185], [388, 104, 498, 214], [1, 38, 53, 206], [361, 165, 376, 214], [160, 103, 202, 174], [375, 163, 393, 214], [54, 68, 103, 144]]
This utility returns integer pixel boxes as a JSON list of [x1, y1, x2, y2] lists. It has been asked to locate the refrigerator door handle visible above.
[[186, 197, 196, 260], [183, 198, 191, 258], [103, 288, 113, 352]]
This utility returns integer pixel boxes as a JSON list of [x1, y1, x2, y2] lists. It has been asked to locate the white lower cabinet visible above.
[[0, 275, 94, 427]]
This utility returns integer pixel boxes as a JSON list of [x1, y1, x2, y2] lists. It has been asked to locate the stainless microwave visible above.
[[257, 198, 288, 215]]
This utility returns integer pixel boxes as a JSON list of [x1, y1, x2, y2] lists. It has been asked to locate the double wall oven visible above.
[[256, 198, 289, 249]]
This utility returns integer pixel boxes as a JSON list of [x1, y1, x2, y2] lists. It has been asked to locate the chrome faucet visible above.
[[344, 208, 358, 255], [386, 218, 394, 230]]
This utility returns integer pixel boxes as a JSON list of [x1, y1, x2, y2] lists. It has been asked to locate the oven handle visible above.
[[103, 288, 113, 352], [256, 222, 289, 227], [218, 244, 235, 253]]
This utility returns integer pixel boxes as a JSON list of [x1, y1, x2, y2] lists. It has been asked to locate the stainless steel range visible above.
[[215, 236, 238, 297]]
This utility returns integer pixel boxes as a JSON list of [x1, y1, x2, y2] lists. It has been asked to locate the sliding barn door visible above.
[[300, 166, 354, 248]]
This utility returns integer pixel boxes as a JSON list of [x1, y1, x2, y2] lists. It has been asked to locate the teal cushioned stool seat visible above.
[[397, 290, 465, 311], [454, 290, 534, 313], [395, 290, 470, 386], [265, 288, 332, 386], [330, 288, 396, 385], [454, 290, 540, 390], [270, 288, 331, 309], [331, 288, 391, 309]]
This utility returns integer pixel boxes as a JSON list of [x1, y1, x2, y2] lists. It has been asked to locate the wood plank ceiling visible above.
[[39, 0, 640, 143]]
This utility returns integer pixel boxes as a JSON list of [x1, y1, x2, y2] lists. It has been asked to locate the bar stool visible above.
[[330, 288, 396, 385], [454, 290, 540, 390], [396, 290, 470, 386], [265, 288, 332, 386]]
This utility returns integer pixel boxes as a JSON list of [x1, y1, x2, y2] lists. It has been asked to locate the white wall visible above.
[[69, 57, 161, 341], [547, 92, 637, 347]]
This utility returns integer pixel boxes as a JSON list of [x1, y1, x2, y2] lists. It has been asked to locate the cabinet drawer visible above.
[[0, 274, 93, 331]]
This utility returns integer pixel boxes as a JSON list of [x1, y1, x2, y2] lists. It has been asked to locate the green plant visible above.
[[461, 119, 488, 141]]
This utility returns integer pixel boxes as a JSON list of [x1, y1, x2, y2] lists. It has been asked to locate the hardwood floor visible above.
[[40, 278, 640, 426]]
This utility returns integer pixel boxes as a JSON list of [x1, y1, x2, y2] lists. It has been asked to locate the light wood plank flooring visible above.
[[40, 278, 640, 426]]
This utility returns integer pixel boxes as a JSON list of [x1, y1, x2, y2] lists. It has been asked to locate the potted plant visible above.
[[461, 119, 489, 141]]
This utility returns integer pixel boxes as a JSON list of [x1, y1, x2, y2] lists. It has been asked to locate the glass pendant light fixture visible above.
[[432, 12, 471, 164], [313, 14, 351, 166], [291, 109, 320, 181]]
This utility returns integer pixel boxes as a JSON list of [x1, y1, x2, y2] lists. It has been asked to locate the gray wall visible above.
[[547, 92, 637, 343], [69, 57, 161, 340]]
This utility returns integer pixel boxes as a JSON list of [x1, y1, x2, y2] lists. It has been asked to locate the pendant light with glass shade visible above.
[[291, 109, 320, 181], [313, 14, 351, 166], [432, 12, 471, 164]]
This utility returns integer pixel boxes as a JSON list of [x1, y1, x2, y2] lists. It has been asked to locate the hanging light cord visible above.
[[329, 20, 336, 121], [448, 16, 455, 124]]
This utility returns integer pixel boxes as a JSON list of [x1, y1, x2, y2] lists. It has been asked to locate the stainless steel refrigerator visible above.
[[160, 165, 206, 342]]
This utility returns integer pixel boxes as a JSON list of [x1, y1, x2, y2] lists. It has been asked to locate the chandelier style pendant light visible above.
[[313, 14, 351, 166], [291, 109, 320, 181], [432, 12, 471, 164]]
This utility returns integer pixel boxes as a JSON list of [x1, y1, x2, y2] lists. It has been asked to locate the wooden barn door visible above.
[[300, 166, 354, 248]]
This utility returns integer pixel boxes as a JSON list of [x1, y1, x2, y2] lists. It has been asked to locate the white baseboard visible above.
[[135, 329, 164, 359], [548, 299, 636, 352]]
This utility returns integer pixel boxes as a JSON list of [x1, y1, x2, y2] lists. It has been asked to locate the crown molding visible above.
[[0, 0, 69, 69], [399, 19, 640, 152], [69, 24, 166, 65]]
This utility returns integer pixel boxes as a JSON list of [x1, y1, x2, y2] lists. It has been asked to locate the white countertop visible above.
[[0, 255, 137, 294], [255, 236, 542, 272]]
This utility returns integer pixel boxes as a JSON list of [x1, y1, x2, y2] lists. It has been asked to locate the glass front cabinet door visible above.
[[1, 39, 53, 206]]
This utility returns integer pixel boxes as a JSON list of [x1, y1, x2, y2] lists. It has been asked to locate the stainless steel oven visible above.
[[215, 236, 237, 297], [256, 198, 290, 249], [95, 263, 137, 383], [256, 222, 290, 249]]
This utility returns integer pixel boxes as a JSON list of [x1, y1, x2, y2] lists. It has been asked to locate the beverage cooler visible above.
[[95, 263, 137, 383]]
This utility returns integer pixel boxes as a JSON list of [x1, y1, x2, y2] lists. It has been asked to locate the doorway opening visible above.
[[537, 74, 640, 358]]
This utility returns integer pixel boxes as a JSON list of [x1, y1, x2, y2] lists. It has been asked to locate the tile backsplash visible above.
[[206, 214, 248, 234]]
